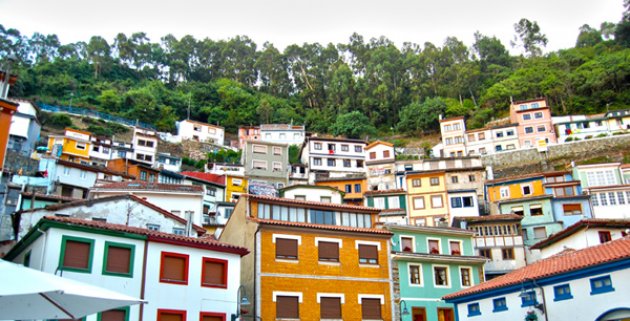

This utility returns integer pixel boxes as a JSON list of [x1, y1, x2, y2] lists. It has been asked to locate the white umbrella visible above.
[[0, 259, 145, 320]]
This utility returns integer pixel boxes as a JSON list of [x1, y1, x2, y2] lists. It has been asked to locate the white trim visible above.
[[260, 272, 390, 283], [426, 237, 441, 255], [500, 186, 510, 199], [316, 293, 345, 304], [357, 294, 385, 304], [315, 237, 343, 248], [521, 183, 533, 196], [272, 291, 303, 303], [447, 239, 463, 255], [459, 266, 474, 288], [407, 262, 423, 287], [432, 264, 451, 288], [272, 234, 302, 245], [399, 235, 415, 252], [355, 240, 381, 250]]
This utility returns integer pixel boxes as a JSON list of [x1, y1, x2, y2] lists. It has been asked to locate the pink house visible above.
[[510, 98, 557, 148]]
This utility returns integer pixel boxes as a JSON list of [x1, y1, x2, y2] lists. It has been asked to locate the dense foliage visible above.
[[1, 6, 629, 135]]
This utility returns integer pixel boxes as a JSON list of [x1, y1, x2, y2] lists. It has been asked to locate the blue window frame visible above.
[[354, 184, 361, 193], [451, 197, 462, 208], [310, 210, 336, 225], [590, 275, 614, 295], [553, 284, 573, 301], [492, 297, 507, 312], [345, 184, 352, 193], [467, 303, 481, 317], [520, 291, 537, 307]]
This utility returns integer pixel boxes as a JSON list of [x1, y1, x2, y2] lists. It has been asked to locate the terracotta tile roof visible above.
[[57, 159, 135, 179], [20, 192, 80, 202], [250, 217, 392, 235], [245, 194, 379, 213], [365, 140, 394, 150], [92, 181, 203, 193], [460, 214, 524, 223], [443, 236, 630, 300], [485, 172, 545, 185], [364, 189, 405, 196], [181, 119, 224, 129], [308, 136, 367, 144], [315, 175, 366, 182], [181, 171, 226, 186], [531, 219, 630, 250], [42, 216, 249, 256]]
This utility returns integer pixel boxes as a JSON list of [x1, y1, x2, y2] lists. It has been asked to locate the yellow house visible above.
[[315, 176, 367, 206], [406, 170, 449, 226], [225, 174, 248, 202], [47, 128, 92, 164], [485, 172, 546, 214], [220, 195, 393, 321]]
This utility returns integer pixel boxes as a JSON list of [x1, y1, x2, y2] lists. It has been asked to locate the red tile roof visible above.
[[460, 214, 524, 223], [531, 219, 630, 250], [443, 236, 630, 300], [92, 181, 204, 193], [245, 194, 380, 213], [250, 217, 392, 236], [364, 189, 405, 196], [42, 216, 249, 256], [181, 171, 226, 186]]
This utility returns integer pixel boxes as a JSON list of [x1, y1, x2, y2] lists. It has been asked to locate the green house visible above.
[[386, 224, 486, 321], [364, 189, 407, 222]]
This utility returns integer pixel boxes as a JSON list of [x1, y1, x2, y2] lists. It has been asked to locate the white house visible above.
[[89, 136, 113, 166], [573, 163, 630, 219], [132, 127, 158, 167], [440, 116, 467, 157], [156, 152, 182, 172], [279, 184, 345, 203], [444, 236, 630, 321], [89, 181, 205, 226], [178, 119, 225, 145], [530, 219, 630, 259], [181, 171, 227, 218], [553, 114, 610, 143], [259, 124, 305, 146], [5, 216, 249, 321], [7, 99, 41, 157], [365, 140, 396, 191], [447, 190, 480, 221], [300, 137, 367, 182]]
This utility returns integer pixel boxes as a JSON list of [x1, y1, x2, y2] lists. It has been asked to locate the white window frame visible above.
[[399, 235, 416, 252], [407, 262, 423, 287], [273, 146, 282, 155], [521, 183, 533, 196], [316, 293, 345, 303], [357, 294, 384, 304], [447, 239, 463, 255], [355, 240, 381, 250], [253, 144, 268, 154], [272, 161, 283, 172], [500, 186, 510, 199], [426, 238, 441, 254], [315, 237, 343, 248], [272, 291, 303, 303], [272, 234, 302, 245], [432, 264, 451, 288], [459, 266, 474, 288], [252, 160, 268, 170]]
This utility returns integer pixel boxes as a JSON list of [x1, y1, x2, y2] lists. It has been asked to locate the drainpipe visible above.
[[139, 239, 148, 321], [37, 227, 48, 271]]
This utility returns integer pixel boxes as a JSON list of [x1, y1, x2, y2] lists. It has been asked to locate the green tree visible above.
[[576, 24, 603, 47], [511, 18, 548, 57], [330, 111, 376, 139], [397, 97, 447, 133]]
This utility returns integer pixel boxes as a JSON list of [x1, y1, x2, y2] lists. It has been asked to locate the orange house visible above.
[[0, 98, 18, 171], [47, 128, 92, 164], [220, 195, 394, 321], [315, 176, 367, 205], [107, 158, 160, 182]]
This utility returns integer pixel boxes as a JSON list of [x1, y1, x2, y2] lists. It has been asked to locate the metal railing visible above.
[[38, 103, 156, 130]]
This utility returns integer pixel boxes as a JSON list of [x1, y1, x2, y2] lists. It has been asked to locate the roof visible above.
[[57, 159, 135, 179], [308, 136, 367, 144], [260, 124, 305, 131], [91, 181, 204, 193], [279, 184, 344, 194], [365, 140, 394, 150], [439, 116, 465, 123], [511, 97, 547, 105], [384, 223, 475, 236], [181, 119, 224, 129], [181, 171, 226, 186], [485, 172, 545, 185], [41, 216, 247, 256], [315, 175, 366, 183], [364, 189, 405, 196], [245, 194, 380, 213], [531, 219, 630, 250], [443, 236, 630, 301], [250, 217, 392, 236], [459, 214, 524, 223], [20, 192, 80, 203]]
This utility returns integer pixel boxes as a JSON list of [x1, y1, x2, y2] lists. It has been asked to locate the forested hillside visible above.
[[1, 3, 630, 138]]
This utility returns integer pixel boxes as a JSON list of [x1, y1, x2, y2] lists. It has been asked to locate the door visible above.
[[412, 307, 426, 321], [437, 308, 454, 321]]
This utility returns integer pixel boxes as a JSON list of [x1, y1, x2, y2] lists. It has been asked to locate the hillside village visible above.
[[1, 76, 630, 321]]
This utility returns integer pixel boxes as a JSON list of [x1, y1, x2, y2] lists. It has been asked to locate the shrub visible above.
[[47, 114, 73, 129]]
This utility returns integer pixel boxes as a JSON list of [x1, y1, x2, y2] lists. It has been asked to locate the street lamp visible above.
[[231, 285, 252, 321], [400, 299, 410, 319], [518, 279, 548, 321]]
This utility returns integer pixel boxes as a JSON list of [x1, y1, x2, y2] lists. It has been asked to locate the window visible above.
[[252, 160, 267, 170], [451, 176, 458, 183], [428, 239, 440, 254], [345, 184, 352, 193], [328, 143, 336, 151], [102, 242, 134, 277], [478, 132, 485, 140], [434, 266, 449, 286], [343, 159, 351, 167], [383, 150, 390, 158], [521, 291, 537, 307], [320, 297, 342, 319], [525, 127, 534, 134], [361, 298, 381, 320], [23, 251, 31, 267], [311, 209, 336, 224], [318, 241, 340, 262], [99, 307, 129, 321], [521, 184, 532, 195], [506, 130, 514, 136], [147, 224, 160, 231], [355, 184, 361, 193], [598, 231, 612, 243], [373, 197, 385, 209], [276, 295, 300, 319], [276, 238, 298, 260], [590, 275, 614, 294], [493, 297, 508, 312], [554, 284, 573, 301], [586, 170, 617, 186], [409, 264, 422, 285], [523, 113, 532, 121], [412, 178, 421, 187], [76, 142, 86, 150], [496, 131, 504, 138], [341, 144, 349, 152], [431, 195, 443, 208], [272, 162, 282, 172], [206, 187, 216, 196], [600, 193, 608, 206], [501, 248, 515, 260], [562, 203, 582, 215], [201, 258, 227, 288], [500, 187, 509, 199], [609, 192, 617, 205], [314, 143, 322, 150], [530, 204, 543, 216], [479, 248, 492, 259], [355, 145, 363, 152], [313, 158, 322, 166], [319, 196, 332, 203], [533, 227, 547, 239], [534, 111, 543, 119], [401, 237, 413, 252], [273, 146, 282, 155], [160, 252, 189, 285], [460, 267, 472, 287], [537, 125, 546, 132], [139, 171, 147, 181], [413, 196, 425, 209], [327, 158, 336, 167], [172, 228, 186, 235], [449, 241, 461, 255], [618, 192, 626, 204], [369, 151, 377, 159], [430, 177, 440, 186], [60, 236, 94, 273], [358, 244, 378, 265], [467, 303, 480, 317]]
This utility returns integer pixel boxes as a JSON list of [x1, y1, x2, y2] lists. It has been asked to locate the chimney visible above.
[[486, 166, 494, 180]]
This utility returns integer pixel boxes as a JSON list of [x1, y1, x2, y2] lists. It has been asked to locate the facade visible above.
[[242, 140, 289, 188], [364, 189, 408, 224], [543, 171, 593, 228], [178, 119, 225, 145], [440, 116, 467, 157], [553, 114, 610, 143], [604, 108, 630, 132], [47, 128, 92, 164], [510, 98, 557, 148], [279, 184, 345, 203], [260, 124, 306, 146], [88, 136, 113, 166], [387, 224, 486, 321], [6, 99, 41, 157], [365, 140, 396, 191], [5, 216, 248, 321], [156, 152, 182, 172], [225, 174, 248, 203], [0, 98, 19, 169], [573, 163, 630, 219], [181, 171, 227, 216], [132, 127, 158, 167], [107, 158, 160, 183], [405, 171, 449, 227], [301, 137, 367, 182], [464, 123, 520, 156], [237, 126, 261, 149], [443, 236, 630, 321], [315, 176, 366, 205], [220, 195, 394, 321]]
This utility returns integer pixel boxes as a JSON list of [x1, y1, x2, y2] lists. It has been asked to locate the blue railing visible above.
[[38, 103, 156, 130]]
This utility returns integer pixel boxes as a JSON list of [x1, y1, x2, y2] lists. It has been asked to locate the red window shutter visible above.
[[106, 246, 131, 274], [318, 242, 339, 262], [202, 259, 226, 287], [201, 316, 223, 321], [361, 298, 381, 319], [63, 240, 91, 269], [161, 254, 187, 283], [276, 296, 299, 319], [100, 309, 126, 321], [450, 241, 461, 255], [275, 238, 298, 259], [158, 311, 184, 321], [320, 297, 342, 319], [401, 237, 413, 252]]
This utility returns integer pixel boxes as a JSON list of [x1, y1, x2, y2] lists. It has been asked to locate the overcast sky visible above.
[[0, 0, 623, 53]]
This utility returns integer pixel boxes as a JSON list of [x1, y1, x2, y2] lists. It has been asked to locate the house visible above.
[[132, 127, 158, 167], [158, 169, 185, 185], [88, 136, 113, 167], [443, 236, 630, 321], [259, 124, 305, 146], [387, 224, 486, 321], [510, 98, 557, 148], [89, 181, 205, 226], [14, 194, 207, 240], [365, 140, 396, 191], [573, 163, 630, 219], [6, 99, 41, 157], [440, 116, 467, 157], [178, 119, 225, 145], [464, 123, 520, 156], [110, 140, 134, 161], [181, 171, 226, 217], [604, 108, 630, 132], [242, 140, 289, 189], [315, 175, 366, 205], [364, 189, 408, 224], [301, 137, 367, 182], [47, 128, 92, 164], [405, 170, 449, 227], [107, 158, 160, 183], [553, 114, 610, 143], [0, 98, 18, 171], [17, 192, 79, 211], [543, 171, 593, 228], [530, 219, 630, 259], [455, 214, 526, 279], [5, 216, 248, 321], [279, 184, 345, 203], [237, 125, 261, 149], [225, 174, 247, 203], [289, 163, 309, 185], [156, 152, 182, 172], [220, 194, 394, 321]]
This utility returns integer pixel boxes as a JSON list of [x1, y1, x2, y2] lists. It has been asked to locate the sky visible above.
[[0, 0, 624, 53]]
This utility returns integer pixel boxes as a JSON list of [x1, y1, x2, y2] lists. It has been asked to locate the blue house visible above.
[[543, 171, 592, 228]]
